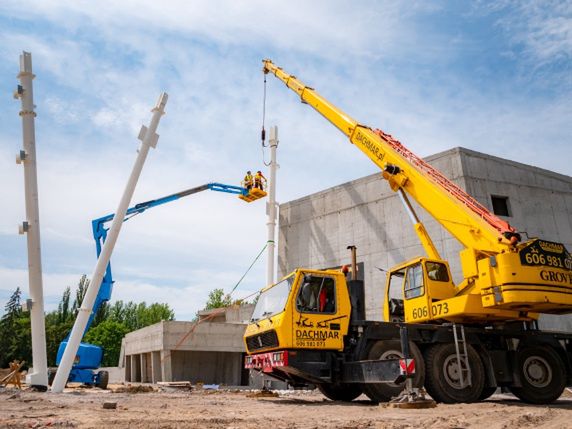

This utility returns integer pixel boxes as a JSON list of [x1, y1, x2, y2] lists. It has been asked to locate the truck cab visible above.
[[244, 269, 352, 355]]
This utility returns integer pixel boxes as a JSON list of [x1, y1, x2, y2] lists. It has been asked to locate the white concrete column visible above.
[[266, 126, 279, 286], [51, 93, 168, 392], [15, 52, 48, 390]]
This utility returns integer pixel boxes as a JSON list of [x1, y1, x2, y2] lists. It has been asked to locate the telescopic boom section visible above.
[[262, 59, 517, 254]]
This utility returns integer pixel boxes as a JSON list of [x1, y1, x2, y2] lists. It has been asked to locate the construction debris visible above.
[[102, 401, 117, 409], [157, 381, 191, 389], [0, 360, 25, 389], [246, 389, 279, 398], [113, 385, 154, 394], [157, 381, 192, 392], [202, 384, 219, 390]]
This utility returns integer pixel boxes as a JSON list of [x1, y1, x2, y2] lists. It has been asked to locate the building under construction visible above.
[[277, 146, 572, 329]]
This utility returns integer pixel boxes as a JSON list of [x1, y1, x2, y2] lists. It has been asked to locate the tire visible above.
[[317, 382, 363, 402], [508, 346, 566, 404], [47, 369, 56, 386], [424, 343, 484, 404], [96, 370, 109, 390], [363, 340, 425, 403], [479, 386, 497, 400]]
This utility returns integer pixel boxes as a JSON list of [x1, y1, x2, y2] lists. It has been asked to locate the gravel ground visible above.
[[1, 385, 572, 428]]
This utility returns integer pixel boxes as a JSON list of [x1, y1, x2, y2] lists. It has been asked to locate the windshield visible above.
[[251, 275, 295, 321]]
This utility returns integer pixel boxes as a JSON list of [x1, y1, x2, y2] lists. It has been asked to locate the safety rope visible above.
[[229, 242, 268, 296], [159, 242, 269, 363]]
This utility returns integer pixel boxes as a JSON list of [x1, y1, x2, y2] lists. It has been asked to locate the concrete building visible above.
[[277, 147, 572, 329], [120, 147, 572, 385], [122, 304, 254, 385]]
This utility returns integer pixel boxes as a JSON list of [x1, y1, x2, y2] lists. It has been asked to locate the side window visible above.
[[387, 271, 405, 300], [425, 261, 450, 282], [296, 276, 336, 314], [404, 264, 424, 299]]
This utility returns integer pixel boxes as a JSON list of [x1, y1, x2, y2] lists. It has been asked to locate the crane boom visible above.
[[262, 60, 517, 256]]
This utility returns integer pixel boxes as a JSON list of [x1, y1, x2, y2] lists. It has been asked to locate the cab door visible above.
[[402, 263, 433, 323], [291, 274, 345, 350], [384, 269, 406, 322]]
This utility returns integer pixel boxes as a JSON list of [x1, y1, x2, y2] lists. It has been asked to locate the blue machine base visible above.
[[68, 368, 99, 384]]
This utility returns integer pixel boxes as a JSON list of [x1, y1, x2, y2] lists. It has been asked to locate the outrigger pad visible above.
[[239, 188, 267, 203]]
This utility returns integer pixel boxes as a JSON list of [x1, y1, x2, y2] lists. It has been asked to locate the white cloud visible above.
[[1, 1, 571, 322], [481, 1, 572, 87], [0, 267, 81, 307], [0, 0, 430, 61]]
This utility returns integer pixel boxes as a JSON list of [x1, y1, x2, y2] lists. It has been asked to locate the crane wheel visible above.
[[317, 382, 363, 402], [479, 386, 497, 400], [96, 371, 109, 390], [363, 340, 425, 403], [424, 343, 484, 404], [508, 346, 566, 404]]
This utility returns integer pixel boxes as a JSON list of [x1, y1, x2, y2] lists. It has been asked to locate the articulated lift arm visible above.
[[55, 183, 250, 383], [89, 182, 249, 332], [262, 60, 518, 257]]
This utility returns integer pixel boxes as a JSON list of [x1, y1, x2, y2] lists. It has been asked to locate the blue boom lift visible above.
[[51, 182, 260, 388]]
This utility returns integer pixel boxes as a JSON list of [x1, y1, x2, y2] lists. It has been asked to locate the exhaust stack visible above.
[[346, 245, 365, 322]]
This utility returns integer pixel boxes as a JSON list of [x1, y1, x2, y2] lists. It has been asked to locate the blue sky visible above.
[[0, 1, 571, 320]]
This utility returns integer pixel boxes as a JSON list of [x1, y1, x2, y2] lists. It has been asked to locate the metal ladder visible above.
[[452, 324, 472, 388]]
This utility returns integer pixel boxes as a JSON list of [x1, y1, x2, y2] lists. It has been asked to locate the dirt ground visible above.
[[1, 385, 572, 429]]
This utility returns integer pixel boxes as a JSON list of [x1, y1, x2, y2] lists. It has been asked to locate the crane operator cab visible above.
[[384, 257, 456, 323]]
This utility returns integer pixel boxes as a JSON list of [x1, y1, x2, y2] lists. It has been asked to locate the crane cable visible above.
[[261, 73, 272, 166]]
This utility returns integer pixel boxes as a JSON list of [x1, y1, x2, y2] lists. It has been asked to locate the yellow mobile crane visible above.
[[244, 60, 572, 404]]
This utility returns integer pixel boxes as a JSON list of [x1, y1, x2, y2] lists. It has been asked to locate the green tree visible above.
[[0, 288, 31, 367], [72, 274, 89, 315], [57, 286, 71, 324], [83, 320, 129, 367], [3, 287, 22, 317], [204, 288, 232, 310], [45, 311, 72, 366], [105, 300, 174, 331], [0, 275, 176, 368], [135, 302, 174, 329]]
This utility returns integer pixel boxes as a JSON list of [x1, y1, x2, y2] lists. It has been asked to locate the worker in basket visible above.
[[254, 170, 267, 191], [243, 171, 253, 191]]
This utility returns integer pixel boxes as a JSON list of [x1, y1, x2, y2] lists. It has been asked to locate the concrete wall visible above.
[[162, 321, 247, 352], [170, 351, 246, 385], [123, 321, 164, 356], [278, 147, 572, 325], [122, 307, 253, 385]]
